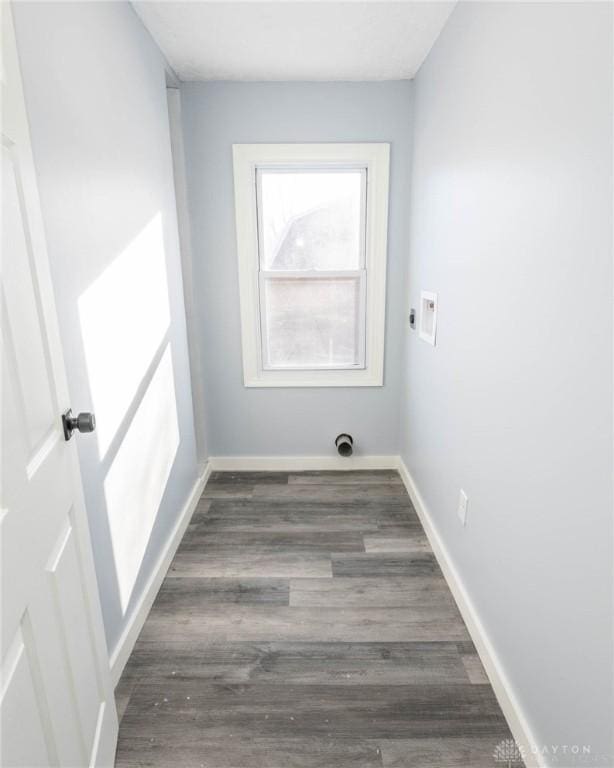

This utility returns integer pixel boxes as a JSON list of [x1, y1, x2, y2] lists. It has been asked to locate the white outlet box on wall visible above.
[[419, 290, 438, 345]]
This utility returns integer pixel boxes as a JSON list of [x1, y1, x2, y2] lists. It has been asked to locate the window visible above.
[[233, 143, 389, 387]]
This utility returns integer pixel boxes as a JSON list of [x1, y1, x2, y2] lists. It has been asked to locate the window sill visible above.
[[243, 369, 384, 388]]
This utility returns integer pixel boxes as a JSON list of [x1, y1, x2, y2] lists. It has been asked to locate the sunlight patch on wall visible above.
[[104, 344, 179, 613], [78, 213, 171, 458]]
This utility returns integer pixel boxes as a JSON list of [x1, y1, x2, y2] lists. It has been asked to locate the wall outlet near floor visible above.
[[457, 489, 468, 526]]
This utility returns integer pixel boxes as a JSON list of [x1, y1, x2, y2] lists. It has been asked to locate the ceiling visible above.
[[132, 2, 456, 82]]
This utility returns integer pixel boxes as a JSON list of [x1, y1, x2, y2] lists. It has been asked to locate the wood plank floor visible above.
[[114, 471, 521, 767]]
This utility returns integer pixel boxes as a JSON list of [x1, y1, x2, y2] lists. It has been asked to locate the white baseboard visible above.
[[209, 455, 398, 472], [109, 463, 211, 686], [397, 458, 543, 768]]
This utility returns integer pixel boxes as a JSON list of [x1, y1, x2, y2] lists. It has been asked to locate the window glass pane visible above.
[[263, 278, 362, 368], [259, 170, 363, 270]]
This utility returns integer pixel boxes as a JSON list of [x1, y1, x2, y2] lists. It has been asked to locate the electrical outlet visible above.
[[457, 489, 468, 527]]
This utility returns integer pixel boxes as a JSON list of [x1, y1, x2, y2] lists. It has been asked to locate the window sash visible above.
[[255, 166, 368, 272], [255, 166, 368, 373], [258, 271, 367, 371]]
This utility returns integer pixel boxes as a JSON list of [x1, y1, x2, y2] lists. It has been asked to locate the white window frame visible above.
[[233, 143, 390, 387]]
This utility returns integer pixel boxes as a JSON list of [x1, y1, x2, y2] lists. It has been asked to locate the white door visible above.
[[1, 5, 118, 766]]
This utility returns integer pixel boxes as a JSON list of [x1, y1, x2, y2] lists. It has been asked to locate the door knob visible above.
[[62, 409, 96, 441]]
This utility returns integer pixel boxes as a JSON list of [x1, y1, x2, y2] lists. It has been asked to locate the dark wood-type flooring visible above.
[[114, 471, 520, 767]]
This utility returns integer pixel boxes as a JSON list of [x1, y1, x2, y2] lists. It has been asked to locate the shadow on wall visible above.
[[78, 213, 180, 616]]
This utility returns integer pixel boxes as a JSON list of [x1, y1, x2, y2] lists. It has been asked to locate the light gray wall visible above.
[[181, 81, 412, 457], [14, 2, 199, 656], [400, 2, 613, 761]]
